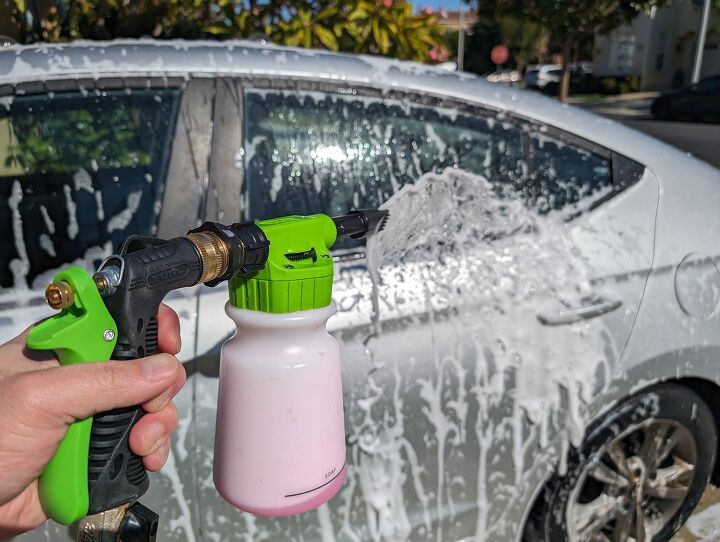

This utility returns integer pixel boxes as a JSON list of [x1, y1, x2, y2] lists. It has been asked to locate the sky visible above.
[[414, 0, 464, 11]]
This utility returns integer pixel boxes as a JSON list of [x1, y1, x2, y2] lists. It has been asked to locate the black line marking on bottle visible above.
[[284, 463, 346, 498]]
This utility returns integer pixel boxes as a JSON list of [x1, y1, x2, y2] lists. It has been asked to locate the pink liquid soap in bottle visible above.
[[213, 212, 386, 516], [215, 301, 345, 515]]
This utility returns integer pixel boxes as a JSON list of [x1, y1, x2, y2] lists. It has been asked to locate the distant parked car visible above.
[[524, 63, 562, 89], [526, 63, 594, 94], [651, 76, 720, 122], [485, 69, 521, 85], [3, 40, 720, 542]]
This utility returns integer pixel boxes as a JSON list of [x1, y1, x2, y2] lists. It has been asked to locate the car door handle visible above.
[[537, 297, 622, 326]]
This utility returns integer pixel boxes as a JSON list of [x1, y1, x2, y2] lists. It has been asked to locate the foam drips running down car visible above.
[[1, 40, 720, 541]]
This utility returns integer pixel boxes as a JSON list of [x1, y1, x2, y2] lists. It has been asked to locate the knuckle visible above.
[[98, 361, 139, 391], [167, 402, 180, 428]]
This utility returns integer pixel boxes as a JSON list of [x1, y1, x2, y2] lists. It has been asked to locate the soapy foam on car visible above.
[[360, 168, 607, 539]]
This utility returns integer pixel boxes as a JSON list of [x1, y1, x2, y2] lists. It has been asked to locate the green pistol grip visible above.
[[26, 266, 117, 525]]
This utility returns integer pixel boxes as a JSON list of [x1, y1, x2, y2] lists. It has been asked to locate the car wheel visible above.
[[523, 384, 717, 542], [652, 100, 674, 121]]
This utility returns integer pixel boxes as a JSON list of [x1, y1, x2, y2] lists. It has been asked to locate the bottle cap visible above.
[[228, 214, 337, 313]]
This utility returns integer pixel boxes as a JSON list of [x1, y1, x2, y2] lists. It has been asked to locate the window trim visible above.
[[0, 76, 186, 98]]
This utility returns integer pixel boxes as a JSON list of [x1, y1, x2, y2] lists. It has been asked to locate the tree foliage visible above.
[[6, 0, 447, 63], [471, 0, 672, 99], [6, 107, 150, 173], [474, 0, 671, 45], [461, 14, 545, 76]]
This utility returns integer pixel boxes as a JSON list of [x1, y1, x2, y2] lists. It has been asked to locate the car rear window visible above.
[[0, 88, 179, 290]]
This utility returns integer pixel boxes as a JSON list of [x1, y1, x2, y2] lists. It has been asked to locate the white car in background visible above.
[[2, 40, 720, 542], [524, 63, 562, 89], [485, 69, 521, 85]]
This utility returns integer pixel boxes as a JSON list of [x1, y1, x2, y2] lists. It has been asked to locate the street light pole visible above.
[[692, 0, 712, 83], [458, 10, 465, 71]]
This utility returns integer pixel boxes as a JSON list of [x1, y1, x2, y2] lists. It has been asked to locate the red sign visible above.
[[491, 45, 509, 65]]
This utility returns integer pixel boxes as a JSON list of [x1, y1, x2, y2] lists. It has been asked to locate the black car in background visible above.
[[651, 75, 720, 122]]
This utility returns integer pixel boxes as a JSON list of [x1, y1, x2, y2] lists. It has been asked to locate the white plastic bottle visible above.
[[213, 300, 346, 516], [212, 213, 388, 516]]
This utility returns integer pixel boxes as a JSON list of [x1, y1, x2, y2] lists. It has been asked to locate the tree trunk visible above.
[[559, 39, 572, 102]]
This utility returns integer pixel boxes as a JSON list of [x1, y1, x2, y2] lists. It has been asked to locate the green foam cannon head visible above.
[[228, 214, 338, 313]]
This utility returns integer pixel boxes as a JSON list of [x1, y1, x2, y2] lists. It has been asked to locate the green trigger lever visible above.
[[26, 266, 117, 525]]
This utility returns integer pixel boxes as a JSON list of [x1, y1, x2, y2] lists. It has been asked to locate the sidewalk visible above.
[[568, 91, 660, 119]]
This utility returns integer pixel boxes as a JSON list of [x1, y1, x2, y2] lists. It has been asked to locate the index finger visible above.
[[157, 303, 181, 355]]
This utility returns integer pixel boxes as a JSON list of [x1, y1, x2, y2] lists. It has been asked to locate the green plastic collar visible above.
[[228, 214, 337, 313]]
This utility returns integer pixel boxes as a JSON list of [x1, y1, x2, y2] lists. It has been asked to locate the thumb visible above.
[[18, 354, 181, 425]]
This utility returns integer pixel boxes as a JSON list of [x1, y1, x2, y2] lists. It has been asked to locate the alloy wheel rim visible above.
[[567, 418, 697, 542]]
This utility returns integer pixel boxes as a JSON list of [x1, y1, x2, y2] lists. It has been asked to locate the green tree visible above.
[[459, 15, 545, 76], [6, 0, 447, 64], [346, 0, 444, 59], [472, 0, 672, 100], [458, 22, 501, 75], [495, 16, 545, 72], [7, 107, 150, 173]]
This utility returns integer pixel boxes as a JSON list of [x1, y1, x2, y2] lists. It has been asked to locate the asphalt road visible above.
[[573, 95, 720, 170], [621, 118, 720, 170]]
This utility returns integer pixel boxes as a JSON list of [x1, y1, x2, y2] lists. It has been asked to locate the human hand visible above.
[[0, 304, 186, 538]]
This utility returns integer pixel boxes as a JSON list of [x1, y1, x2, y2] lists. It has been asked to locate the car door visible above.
[[4, 76, 212, 542], [184, 79, 658, 542]]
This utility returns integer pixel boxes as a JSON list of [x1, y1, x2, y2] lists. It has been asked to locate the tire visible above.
[[523, 384, 717, 542], [652, 99, 674, 121]]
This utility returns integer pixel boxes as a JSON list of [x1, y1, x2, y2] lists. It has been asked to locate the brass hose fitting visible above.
[[187, 231, 230, 284], [45, 281, 74, 310], [93, 274, 109, 294]]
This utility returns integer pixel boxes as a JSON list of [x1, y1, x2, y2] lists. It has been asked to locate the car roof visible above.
[[0, 39, 717, 180]]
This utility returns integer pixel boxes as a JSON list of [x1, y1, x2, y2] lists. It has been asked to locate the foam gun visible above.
[[26, 209, 388, 541]]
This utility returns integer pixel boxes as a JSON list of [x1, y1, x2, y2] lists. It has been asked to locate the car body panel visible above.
[[1, 41, 719, 542]]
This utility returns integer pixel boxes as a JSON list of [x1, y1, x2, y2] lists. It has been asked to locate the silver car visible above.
[[2, 40, 720, 542]]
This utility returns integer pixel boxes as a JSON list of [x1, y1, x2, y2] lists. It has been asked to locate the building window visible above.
[[616, 36, 636, 72], [655, 33, 667, 71]]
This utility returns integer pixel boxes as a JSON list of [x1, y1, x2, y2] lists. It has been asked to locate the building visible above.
[[437, 10, 477, 34], [593, 0, 720, 90]]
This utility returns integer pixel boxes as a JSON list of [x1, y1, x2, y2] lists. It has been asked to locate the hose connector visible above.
[[187, 221, 270, 286], [187, 231, 230, 285]]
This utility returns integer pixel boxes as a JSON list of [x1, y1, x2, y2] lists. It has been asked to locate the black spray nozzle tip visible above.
[[361, 209, 389, 234], [332, 209, 389, 240]]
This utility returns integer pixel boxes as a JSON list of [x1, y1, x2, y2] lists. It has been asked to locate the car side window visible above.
[[0, 88, 179, 290], [528, 130, 612, 214], [243, 87, 623, 230], [243, 90, 526, 220]]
